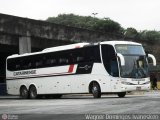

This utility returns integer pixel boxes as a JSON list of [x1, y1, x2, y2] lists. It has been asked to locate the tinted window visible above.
[[101, 45, 119, 77], [7, 45, 101, 71]]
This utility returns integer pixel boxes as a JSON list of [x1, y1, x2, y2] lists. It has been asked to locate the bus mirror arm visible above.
[[148, 54, 156, 66], [117, 53, 125, 66]]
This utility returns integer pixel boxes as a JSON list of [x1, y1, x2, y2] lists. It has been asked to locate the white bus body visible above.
[[6, 41, 156, 98]]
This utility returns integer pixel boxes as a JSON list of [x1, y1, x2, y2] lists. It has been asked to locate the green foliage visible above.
[[46, 13, 160, 43], [139, 30, 160, 43], [47, 14, 97, 29], [93, 18, 123, 36], [124, 27, 139, 39], [46, 14, 124, 37]]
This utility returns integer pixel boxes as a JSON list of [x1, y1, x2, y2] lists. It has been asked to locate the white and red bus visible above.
[[6, 41, 156, 99]]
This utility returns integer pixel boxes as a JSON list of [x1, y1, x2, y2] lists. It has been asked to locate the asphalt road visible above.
[[0, 91, 160, 120]]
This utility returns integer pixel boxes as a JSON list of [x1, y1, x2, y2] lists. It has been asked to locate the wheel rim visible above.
[[20, 87, 28, 98], [91, 83, 101, 98], [29, 86, 37, 99], [22, 89, 27, 97], [30, 90, 35, 98], [92, 86, 98, 94]]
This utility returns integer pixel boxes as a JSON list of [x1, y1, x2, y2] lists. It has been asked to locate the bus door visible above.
[[110, 59, 120, 92], [101, 45, 119, 92]]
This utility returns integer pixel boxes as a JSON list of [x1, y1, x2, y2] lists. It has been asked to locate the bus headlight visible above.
[[142, 81, 150, 85]]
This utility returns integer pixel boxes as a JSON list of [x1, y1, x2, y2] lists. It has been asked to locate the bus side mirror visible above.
[[117, 53, 125, 66], [148, 54, 156, 66]]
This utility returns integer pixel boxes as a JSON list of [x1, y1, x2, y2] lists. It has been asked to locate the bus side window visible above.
[[51, 59, 57, 65], [35, 60, 43, 68], [46, 58, 56, 66], [23, 59, 30, 69], [15, 64, 20, 70], [77, 56, 84, 62], [46, 59, 51, 66], [85, 47, 94, 62], [59, 58, 68, 65], [28, 62, 32, 69], [17, 59, 24, 70], [71, 48, 84, 64], [58, 51, 69, 65], [83, 46, 101, 63]]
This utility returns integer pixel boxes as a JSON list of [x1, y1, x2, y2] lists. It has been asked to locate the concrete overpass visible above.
[[0, 13, 116, 54]]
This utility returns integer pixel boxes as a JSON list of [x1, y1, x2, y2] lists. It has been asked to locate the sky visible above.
[[0, 0, 160, 31]]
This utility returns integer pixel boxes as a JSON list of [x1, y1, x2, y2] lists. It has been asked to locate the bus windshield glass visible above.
[[115, 45, 145, 55], [115, 45, 149, 78]]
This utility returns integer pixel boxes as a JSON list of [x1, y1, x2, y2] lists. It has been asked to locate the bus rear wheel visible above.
[[20, 86, 28, 99], [117, 92, 126, 98], [91, 83, 101, 98], [29, 85, 37, 99]]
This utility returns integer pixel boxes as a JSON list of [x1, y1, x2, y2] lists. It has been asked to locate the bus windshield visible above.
[[115, 44, 145, 55], [115, 45, 149, 78]]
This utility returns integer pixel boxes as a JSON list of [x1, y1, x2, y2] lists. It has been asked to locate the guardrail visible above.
[[0, 83, 7, 95]]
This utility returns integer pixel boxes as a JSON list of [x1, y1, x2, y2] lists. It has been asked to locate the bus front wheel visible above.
[[117, 92, 126, 98], [91, 83, 101, 98], [29, 85, 37, 99], [20, 86, 28, 99]]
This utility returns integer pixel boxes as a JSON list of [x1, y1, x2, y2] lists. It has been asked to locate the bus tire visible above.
[[91, 82, 101, 98], [117, 92, 126, 98], [20, 86, 29, 99], [29, 85, 37, 99]]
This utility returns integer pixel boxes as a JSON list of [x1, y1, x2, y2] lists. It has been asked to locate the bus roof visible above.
[[100, 41, 141, 46], [7, 41, 141, 59], [7, 42, 89, 59], [42, 43, 89, 52]]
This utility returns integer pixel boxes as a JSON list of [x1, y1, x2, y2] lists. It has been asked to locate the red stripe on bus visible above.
[[68, 64, 74, 73], [75, 46, 80, 48]]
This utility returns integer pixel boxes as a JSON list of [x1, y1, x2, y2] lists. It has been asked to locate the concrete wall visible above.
[[0, 13, 115, 43], [0, 13, 117, 54]]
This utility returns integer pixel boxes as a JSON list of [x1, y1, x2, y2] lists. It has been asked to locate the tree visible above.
[[92, 18, 124, 36], [139, 30, 160, 43], [46, 14, 160, 43], [46, 14, 97, 29], [46, 14, 124, 38], [124, 27, 139, 39]]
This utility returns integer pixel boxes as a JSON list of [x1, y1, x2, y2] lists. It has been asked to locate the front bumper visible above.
[[121, 84, 150, 92]]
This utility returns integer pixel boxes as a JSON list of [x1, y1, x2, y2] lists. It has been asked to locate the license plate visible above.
[[136, 87, 141, 90]]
